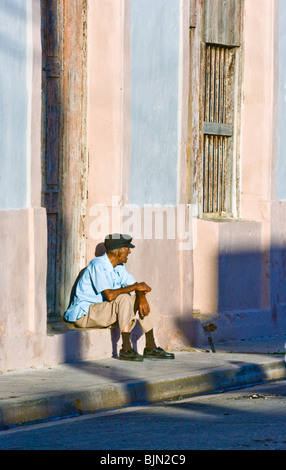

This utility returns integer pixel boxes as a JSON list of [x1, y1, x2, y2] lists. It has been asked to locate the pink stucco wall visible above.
[[1, 0, 284, 372]]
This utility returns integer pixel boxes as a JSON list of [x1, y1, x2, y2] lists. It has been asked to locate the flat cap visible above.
[[104, 233, 135, 251]]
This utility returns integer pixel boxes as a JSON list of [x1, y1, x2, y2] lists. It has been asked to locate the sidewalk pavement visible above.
[[1, 335, 286, 431]]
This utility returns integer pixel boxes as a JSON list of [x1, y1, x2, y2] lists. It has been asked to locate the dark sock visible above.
[[145, 329, 157, 350], [121, 332, 132, 351]]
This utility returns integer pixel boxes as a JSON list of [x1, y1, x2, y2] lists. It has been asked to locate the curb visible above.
[[1, 358, 286, 430]]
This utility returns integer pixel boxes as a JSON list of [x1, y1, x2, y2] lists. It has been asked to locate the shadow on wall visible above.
[[67, 243, 106, 310], [217, 244, 286, 316], [218, 249, 262, 313], [176, 243, 286, 347]]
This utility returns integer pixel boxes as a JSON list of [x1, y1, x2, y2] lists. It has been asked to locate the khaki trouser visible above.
[[74, 294, 161, 333]]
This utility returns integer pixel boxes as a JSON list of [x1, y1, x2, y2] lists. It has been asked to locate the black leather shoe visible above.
[[119, 348, 144, 362], [143, 347, 175, 359]]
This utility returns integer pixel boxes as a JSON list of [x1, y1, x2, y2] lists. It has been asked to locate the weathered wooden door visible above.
[[41, 0, 88, 324]]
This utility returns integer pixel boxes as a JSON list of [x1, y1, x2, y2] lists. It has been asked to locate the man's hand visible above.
[[135, 292, 150, 319], [135, 282, 151, 319], [135, 282, 152, 293]]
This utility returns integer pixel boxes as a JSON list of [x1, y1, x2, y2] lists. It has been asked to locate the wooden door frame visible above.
[[41, 0, 88, 322], [60, 0, 88, 318], [187, 0, 244, 220]]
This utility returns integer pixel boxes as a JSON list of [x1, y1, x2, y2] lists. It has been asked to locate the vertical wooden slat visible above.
[[209, 46, 213, 122], [220, 137, 224, 212], [215, 46, 220, 123], [42, 0, 60, 56], [213, 135, 218, 211], [221, 137, 226, 211], [207, 136, 211, 212], [45, 79, 60, 186], [203, 135, 207, 213], [216, 136, 220, 211], [204, 45, 210, 121], [218, 47, 222, 123], [46, 214, 59, 312], [212, 47, 217, 123]]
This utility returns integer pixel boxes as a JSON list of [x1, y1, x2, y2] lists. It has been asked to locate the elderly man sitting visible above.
[[64, 233, 175, 361]]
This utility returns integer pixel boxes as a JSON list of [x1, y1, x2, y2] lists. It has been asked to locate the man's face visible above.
[[118, 247, 131, 263]]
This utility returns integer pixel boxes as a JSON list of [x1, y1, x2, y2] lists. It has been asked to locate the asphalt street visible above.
[[1, 379, 286, 451]]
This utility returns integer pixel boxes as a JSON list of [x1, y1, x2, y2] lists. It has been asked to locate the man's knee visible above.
[[114, 294, 136, 332], [115, 293, 133, 306]]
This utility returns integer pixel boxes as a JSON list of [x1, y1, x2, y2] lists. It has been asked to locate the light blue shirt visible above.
[[64, 253, 137, 322]]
